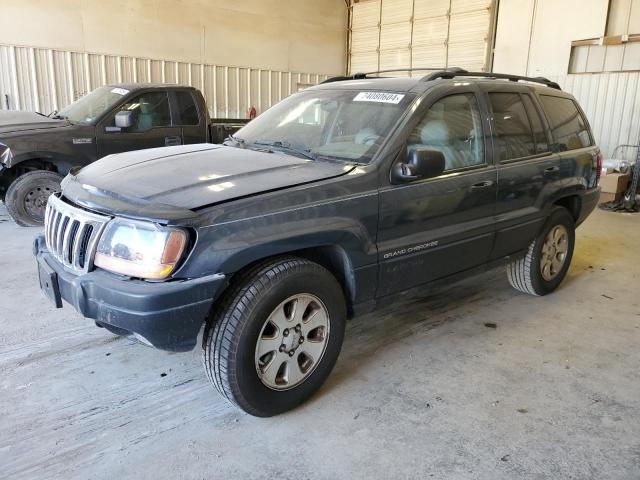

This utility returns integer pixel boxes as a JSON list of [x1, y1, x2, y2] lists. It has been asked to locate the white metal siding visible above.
[[555, 72, 640, 159], [349, 0, 495, 74], [0, 44, 334, 118]]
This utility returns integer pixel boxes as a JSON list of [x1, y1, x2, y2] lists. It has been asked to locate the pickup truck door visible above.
[[96, 91, 183, 157], [171, 90, 208, 145], [377, 86, 497, 297]]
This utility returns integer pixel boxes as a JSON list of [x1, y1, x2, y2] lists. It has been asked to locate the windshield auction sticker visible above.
[[353, 91, 405, 104], [110, 87, 129, 96]]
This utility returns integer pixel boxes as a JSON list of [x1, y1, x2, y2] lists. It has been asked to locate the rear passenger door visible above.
[[377, 86, 497, 297], [487, 89, 559, 259]]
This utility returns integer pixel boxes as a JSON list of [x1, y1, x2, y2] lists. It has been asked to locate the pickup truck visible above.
[[0, 83, 248, 225], [34, 68, 601, 417]]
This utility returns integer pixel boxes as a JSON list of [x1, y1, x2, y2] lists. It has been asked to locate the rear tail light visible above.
[[595, 151, 603, 185]]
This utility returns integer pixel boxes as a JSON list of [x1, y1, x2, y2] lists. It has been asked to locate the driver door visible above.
[[96, 91, 182, 157], [377, 86, 497, 297]]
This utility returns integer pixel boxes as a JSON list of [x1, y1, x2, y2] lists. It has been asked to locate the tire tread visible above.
[[202, 256, 334, 416]]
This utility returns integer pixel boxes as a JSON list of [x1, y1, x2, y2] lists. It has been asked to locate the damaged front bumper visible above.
[[33, 235, 227, 352]]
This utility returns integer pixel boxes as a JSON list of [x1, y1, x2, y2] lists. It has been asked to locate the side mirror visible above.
[[115, 110, 134, 129], [392, 148, 446, 183]]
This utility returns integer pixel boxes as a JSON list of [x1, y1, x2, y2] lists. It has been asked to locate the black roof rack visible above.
[[421, 68, 561, 90], [321, 67, 447, 84], [322, 67, 561, 90]]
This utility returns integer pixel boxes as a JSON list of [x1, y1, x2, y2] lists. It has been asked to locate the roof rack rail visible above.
[[421, 68, 561, 90], [320, 67, 447, 84]]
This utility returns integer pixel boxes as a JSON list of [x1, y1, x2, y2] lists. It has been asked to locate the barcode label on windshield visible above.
[[111, 87, 129, 96], [353, 92, 405, 104]]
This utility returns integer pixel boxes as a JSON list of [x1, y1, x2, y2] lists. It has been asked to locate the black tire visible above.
[[507, 206, 575, 296], [203, 256, 346, 417], [5, 170, 62, 226]]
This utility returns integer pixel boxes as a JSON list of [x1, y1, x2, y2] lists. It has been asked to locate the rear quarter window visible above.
[[539, 95, 592, 152]]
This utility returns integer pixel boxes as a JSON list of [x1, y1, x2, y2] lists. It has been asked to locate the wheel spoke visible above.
[[556, 237, 567, 253], [301, 339, 325, 362], [552, 254, 563, 273], [291, 296, 313, 324], [261, 354, 287, 386], [286, 360, 305, 385], [256, 335, 281, 358], [268, 307, 290, 330], [302, 307, 328, 335], [541, 260, 552, 280]]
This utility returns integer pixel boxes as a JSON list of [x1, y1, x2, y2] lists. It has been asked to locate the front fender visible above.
[[176, 187, 379, 282]]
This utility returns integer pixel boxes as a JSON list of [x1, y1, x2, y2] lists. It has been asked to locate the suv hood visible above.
[[0, 110, 68, 135], [66, 144, 354, 219]]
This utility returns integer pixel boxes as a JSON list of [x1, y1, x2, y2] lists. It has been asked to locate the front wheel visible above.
[[507, 206, 575, 296], [203, 257, 346, 417], [5, 170, 62, 226]]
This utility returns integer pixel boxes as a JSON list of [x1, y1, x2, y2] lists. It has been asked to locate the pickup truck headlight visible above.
[[0, 142, 13, 166], [94, 218, 187, 280]]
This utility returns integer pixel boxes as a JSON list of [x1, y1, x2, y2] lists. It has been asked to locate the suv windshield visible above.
[[56, 85, 130, 125], [231, 89, 414, 163]]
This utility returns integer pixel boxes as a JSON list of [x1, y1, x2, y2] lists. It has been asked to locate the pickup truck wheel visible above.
[[5, 170, 62, 226], [203, 257, 346, 417], [507, 206, 575, 296]]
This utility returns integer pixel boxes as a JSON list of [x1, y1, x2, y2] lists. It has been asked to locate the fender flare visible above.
[[7, 151, 78, 176]]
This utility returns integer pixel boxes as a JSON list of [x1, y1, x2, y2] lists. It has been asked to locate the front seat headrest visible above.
[[420, 119, 450, 146]]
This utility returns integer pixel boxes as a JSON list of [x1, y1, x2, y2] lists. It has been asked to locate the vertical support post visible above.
[[9, 46, 20, 110], [84, 52, 91, 94], [29, 47, 40, 112], [66, 51, 75, 102], [224, 65, 229, 118], [100, 54, 107, 85], [48, 49, 58, 111]]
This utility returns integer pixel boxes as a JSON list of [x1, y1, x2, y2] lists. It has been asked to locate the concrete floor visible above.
[[1, 204, 639, 480]]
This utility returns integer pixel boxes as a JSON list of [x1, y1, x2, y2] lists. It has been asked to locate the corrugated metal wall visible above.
[[557, 72, 640, 160], [0, 44, 333, 118]]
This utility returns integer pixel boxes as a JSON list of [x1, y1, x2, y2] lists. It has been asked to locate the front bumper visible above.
[[33, 235, 227, 352]]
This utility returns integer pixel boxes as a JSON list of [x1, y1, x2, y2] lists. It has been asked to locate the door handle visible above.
[[544, 166, 560, 175], [165, 135, 182, 146], [470, 180, 494, 189]]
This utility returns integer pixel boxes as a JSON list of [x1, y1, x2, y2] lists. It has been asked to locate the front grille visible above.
[[44, 194, 110, 273]]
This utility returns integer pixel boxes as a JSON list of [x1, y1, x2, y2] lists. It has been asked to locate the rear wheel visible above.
[[5, 170, 62, 226], [203, 257, 346, 417], [507, 206, 575, 296]]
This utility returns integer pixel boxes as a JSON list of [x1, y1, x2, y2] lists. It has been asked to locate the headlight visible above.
[[0, 141, 13, 165], [94, 218, 188, 280]]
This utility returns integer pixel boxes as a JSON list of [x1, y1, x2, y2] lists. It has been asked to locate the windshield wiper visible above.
[[224, 134, 246, 147], [252, 140, 316, 161]]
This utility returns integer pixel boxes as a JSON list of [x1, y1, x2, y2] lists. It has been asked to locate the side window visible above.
[[407, 93, 484, 171], [109, 92, 171, 133], [522, 95, 549, 154], [175, 91, 199, 125], [539, 95, 592, 151], [489, 93, 535, 161]]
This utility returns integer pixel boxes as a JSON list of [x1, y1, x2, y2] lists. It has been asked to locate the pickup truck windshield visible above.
[[56, 86, 130, 125], [232, 89, 414, 163]]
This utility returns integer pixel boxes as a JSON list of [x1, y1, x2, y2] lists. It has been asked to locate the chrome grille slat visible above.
[[72, 223, 90, 269], [43, 194, 110, 274]]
